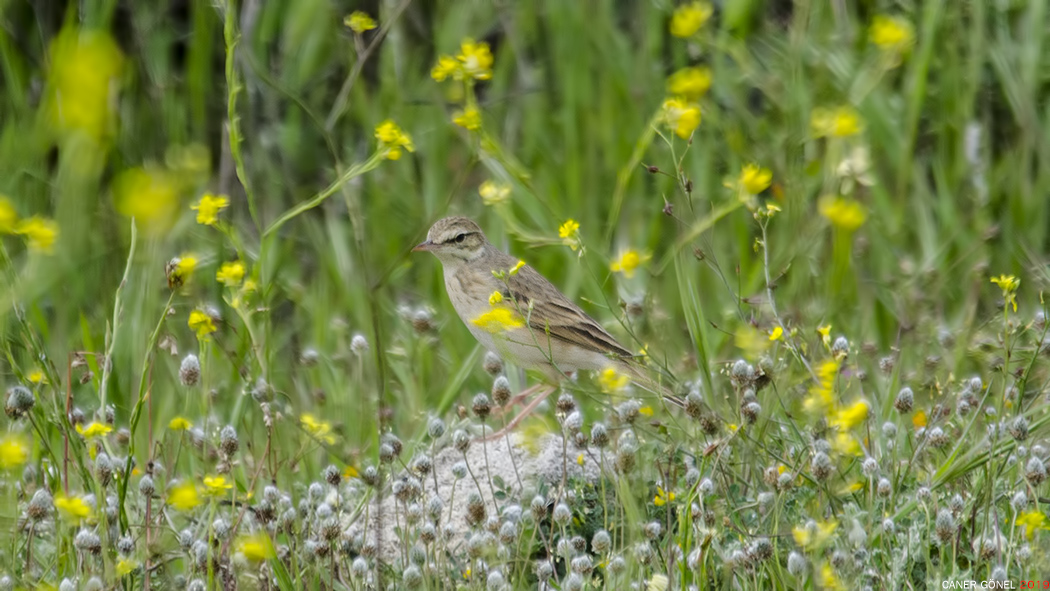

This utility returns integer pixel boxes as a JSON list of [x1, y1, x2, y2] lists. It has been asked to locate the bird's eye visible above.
[[455, 233, 466, 243]]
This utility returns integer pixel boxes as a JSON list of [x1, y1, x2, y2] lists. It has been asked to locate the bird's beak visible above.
[[412, 240, 435, 252]]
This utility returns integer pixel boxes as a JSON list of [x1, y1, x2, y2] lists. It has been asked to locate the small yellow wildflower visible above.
[[344, 466, 359, 479], [188, 309, 217, 340], [192, 193, 230, 226], [803, 360, 838, 416], [237, 532, 276, 561], [792, 519, 838, 549], [830, 399, 869, 430], [831, 432, 862, 456], [54, 495, 91, 521], [576, 454, 585, 466], [598, 367, 631, 393], [0, 196, 17, 233], [991, 274, 1020, 312], [167, 481, 202, 511], [16, 217, 59, 253], [431, 55, 462, 82], [669, 2, 713, 37], [1016, 510, 1050, 540], [870, 15, 914, 52], [647, 573, 670, 591], [819, 195, 867, 231], [27, 369, 47, 384], [766, 202, 782, 215], [479, 181, 511, 205], [811, 106, 864, 138], [0, 434, 29, 469], [457, 39, 494, 80], [116, 558, 139, 576], [653, 486, 676, 507], [667, 66, 712, 100], [638, 405, 654, 416], [203, 475, 233, 495], [661, 97, 701, 139], [301, 413, 337, 444], [818, 561, 844, 591], [488, 291, 503, 305], [344, 11, 377, 34], [216, 261, 246, 287], [559, 219, 581, 251], [736, 164, 773, 195], [374, 120, 414, 160], [472, 308, 525, 334], [509, 260, 526, 275], [610, 249, 651, 278], [912, 409, 928, 429], [168, 417, 192, 431], [817, 324, 832, 349], [769, 326, 784, 341], [176, 254, 197, 279], [76, 422, 113, 439], [452, 107, 481, 130]]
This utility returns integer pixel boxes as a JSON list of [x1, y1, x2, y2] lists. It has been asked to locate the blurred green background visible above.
[[0, 0, 1046, 461]]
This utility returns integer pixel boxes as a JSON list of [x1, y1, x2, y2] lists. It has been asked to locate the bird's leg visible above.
[[493, 383, 545, 415], [482, 385, 555, 442]]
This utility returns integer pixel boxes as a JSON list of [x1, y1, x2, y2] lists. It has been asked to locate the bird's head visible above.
[[413, 216, 488, 264]]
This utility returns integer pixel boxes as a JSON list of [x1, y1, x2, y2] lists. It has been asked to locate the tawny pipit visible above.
[[414, 216, 675, 434]]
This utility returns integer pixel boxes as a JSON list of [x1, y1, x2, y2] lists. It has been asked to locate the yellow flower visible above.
[[167, 481, 202, 511], [488, 291, 503, 305], [639, 406, 654, 416], [653, 486, 676, 507], [667, 66, 712, 100], [733, 164, 772, 195], [191, 193, 230, 226], [0, 434, 29, 469], [598, 367, 631, 393], [177, 254, 197, 278], [818, 561, 844, 591], [344, 11, 377, 34], [811, 106, 864, 138], [203, 475, 233, 495], [45, 27, 123, 142], [830, 399, 869, 430], [431, 55, 462, 82], [479, 181, 511, 205], [237, 532, 276, 561], [16, 217, 59, 254], [343, 466, 359, 479], [647, 574, 669, 591], [870, 15, 914, 52], [803, 360, 838, 416], [661, 98, 701, 139], [766, 202, 782, 215], [76, 422, 113, 439], [472, 308, 525, 334], [818, 195, 867, 231], [912, 409, 927, 429], [301, 413, 337, 444], [114, 167, 180, 234], [457, 39, 494, 80], [115, 558, 139, 576], [374, 120, 414, 160], [831, 432, 862, 456], [769, 326, 784, 341], [0, 196, 17, 233], [669, 2, 713, 37], [1016, 510, 1050, 541], [991, 274, 1020, 312], [817, 324, 832, 349], [576, 453, 585, 466], [216, 261, 246, 287], [27, 369, 48, 384], [188, 309, 217, 340], [610, 249, 651, 278], [792, 519, 838, 549], [559, 219, 581, 251], [453, 107, 481, 130], [54, 495, 91, 521], [168, 417, 192, 431], [509, 260, 526, 275]]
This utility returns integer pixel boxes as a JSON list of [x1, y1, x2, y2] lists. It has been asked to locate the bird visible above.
[[414, 216, 677, 436]]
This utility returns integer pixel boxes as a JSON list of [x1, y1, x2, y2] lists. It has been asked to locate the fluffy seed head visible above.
[[179, 355, 200, 386], [894, 387, 913, 413], [491, 376, 511, 406], [5, 386, 35, 419]]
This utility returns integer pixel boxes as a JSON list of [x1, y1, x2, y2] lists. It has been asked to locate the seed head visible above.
[[350, 334, 369, 354], [427, 417, 446, 439], [811, 452, 832, 481], [139, 474, 155, 497], [644, 521, 662, 539], [570, 554, 593, 574], [553, 503, 572, 525], [220, 425, 239, 456], [564, 410, 583, 432], [1009, 416, 1029, 442], [452, 461, 468, 479], [1012, 491, 1028, 511], [5, 386, 35, 419], [877, 478, 891, 496], [615, 444, 636, 474], [831, 336, 849, 358], [742, 401, 760, 424], [607, 556, 626, 575], [361, 465, 380, 487], [179, 355, 200, 386], [74, 529, 102, 554], [453, 430, 471, 453], [492, 376, 511, 406], [590, 423, 609, 448], [535, 560, 554, 581], [592, 529, 611, 554], [556, 392, 577, 414], [934, 508, 955, 544], [466, 493, 486, 526], [322, 464, 341, 486], [894, 387, 913, 413], [27, 489, 52, 521], [749, 537, 773, 561], [685, 391, 704, 420], [483, 351, 504, 376], [1026, 456, 1046, 485], [472, 393, 492, 419], [530, 495, 547, 521]]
